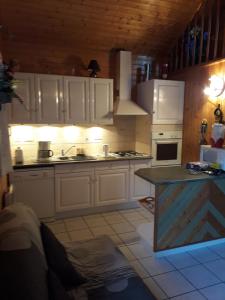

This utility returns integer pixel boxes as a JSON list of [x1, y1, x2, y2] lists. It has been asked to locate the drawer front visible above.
[[55, 162, 96, 174], [95, 161, 129, 170]]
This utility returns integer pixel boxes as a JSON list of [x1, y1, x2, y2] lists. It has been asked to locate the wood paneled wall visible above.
[[170, 59, 225, 163]]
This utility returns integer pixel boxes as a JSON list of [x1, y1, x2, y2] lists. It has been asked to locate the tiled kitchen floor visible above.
[[46, 207, 225, 300]]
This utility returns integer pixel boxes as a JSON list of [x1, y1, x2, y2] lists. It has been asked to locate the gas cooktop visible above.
[[111, 151, 148, 158]]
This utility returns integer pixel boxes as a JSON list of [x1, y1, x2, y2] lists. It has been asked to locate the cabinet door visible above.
[[35, 74, 64, 123], [89, 78, 113, 124], [64, 76, 89, 124], [9, 72, 35, 123], [95, 168, 129, 206], [55, 171, 93, 212], [130, 160, 152, 201], [153, 80, 184, 124]]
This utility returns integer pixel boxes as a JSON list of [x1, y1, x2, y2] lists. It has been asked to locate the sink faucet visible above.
[[61, 145, 76, 157]]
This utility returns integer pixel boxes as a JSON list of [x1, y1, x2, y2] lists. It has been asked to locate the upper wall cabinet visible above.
[[9, 73, 36, 123], [137, 79, 185, 124], [9, 73, 113, 125], [63, 76, 90, 124], [90, 78, 113, 125], [35, 74, 64, 124]]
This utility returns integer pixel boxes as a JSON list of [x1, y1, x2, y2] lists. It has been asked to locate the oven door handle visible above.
[[155, 140, 179, 144]]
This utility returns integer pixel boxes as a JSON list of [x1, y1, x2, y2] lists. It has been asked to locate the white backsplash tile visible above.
[[9, 117, 137, 162]]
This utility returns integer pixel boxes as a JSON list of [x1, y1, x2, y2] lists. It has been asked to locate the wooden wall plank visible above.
[[170, 59, 225, 163], [1, 0, 203, 57]]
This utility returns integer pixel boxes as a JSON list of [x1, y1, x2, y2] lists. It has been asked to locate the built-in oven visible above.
[[151, 131, 183, 166]]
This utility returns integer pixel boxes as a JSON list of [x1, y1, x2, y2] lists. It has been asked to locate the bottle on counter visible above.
[[15, 147, 24, 164]]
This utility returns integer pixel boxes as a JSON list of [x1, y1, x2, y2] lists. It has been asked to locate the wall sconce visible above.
[[204, 75, 225, 99], [88, 60, 101, 77], [204, 75, 224, 124]]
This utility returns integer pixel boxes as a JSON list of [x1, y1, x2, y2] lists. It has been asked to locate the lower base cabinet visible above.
[[130, 160, 152, 201], [55, 170, 94, 212], [55, 160, 152, 213], [95, 168, 129, 206]]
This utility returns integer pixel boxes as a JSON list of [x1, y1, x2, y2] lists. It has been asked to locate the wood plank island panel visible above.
[[1, 0, 202, 56], [135, 166, 225, 252], [170, 59, 225, 163], [155, 177, 225, 251]]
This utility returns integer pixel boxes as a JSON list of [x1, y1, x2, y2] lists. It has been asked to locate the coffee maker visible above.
[[37, 141, 54, 162]]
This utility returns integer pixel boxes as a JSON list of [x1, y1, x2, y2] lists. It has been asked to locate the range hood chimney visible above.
[[115, 51, 148, 115]]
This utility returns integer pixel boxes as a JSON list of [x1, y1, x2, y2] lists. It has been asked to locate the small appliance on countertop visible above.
[[37, 141, 54, 162], [200, 145, 225, 171]]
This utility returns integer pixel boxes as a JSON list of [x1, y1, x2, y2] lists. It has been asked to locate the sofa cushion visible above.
[[41, 222, 86, 290], [0, 202, 45, 256], [0, 203, 49, 300], [47, 269, 71, 300], [0, 242, 49, 300]]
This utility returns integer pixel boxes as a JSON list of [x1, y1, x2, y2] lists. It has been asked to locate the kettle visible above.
[[37, 141, 54, 161]]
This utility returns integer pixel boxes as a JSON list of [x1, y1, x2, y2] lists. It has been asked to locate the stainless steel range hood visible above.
[[115, 51, 148, 115]]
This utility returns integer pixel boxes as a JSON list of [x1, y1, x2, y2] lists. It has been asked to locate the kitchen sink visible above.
[[56, 155, 97, 161]]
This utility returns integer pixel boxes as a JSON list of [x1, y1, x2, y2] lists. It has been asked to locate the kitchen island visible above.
[[135, 166, 225, 252]]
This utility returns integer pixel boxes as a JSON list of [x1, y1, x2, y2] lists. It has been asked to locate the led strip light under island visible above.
[[135, 166, 225, 254]]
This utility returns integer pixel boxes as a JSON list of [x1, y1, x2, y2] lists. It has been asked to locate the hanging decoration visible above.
[[0, 52, 24, 111]]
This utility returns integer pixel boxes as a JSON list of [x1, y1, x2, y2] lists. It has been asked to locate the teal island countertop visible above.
[[135, 166, 225, 184]]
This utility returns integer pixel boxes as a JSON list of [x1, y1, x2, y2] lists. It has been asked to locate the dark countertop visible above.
[[135, 166, 225, 184], [13, 155, 153, 170]]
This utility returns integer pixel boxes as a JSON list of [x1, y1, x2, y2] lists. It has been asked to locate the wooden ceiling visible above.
[[1, 0, 203, 56]]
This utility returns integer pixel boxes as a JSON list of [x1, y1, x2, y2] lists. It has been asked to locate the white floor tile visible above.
[[119, 231, 142, 245], [171, 291, 205, 300], [200, 283, 225, 300], [140, 256, 175, 276], [204, 258, 225, 281], [143, 277, 168, 300], [84, 217, 108, 227], [154, 271, 195, 298], [90, 225, 115, 237], [209, 242, 225, 258], [129, 260, 149, 278], [111, 221, 135, 234], [117, 245, 136, 261], [128, 242, 153, 259], [69, 228, 93, 241], [129, 218, 150, 229], [55, 232, 71, 243], [47, 222, 66, 234], [108, 235, 123, 246], [64, 217, 88, 231], [103, 214, 125, 224], [180, 264, 220, 289], [123, 211, 144, 221], [165, 252, 199, 269], [188, 247, 219, 263]]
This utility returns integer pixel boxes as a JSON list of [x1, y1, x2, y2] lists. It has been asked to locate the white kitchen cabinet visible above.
[[130, 160, 152, 201], [63, 76, 90, 124], [90, 78, 113, 124], [137, 79, 184, 124], [10, 73, 36, 123], [12, 168, 54, 218], [8, 73, 113, 125], [35, 74, 64, 124], [95, 167, 129, 206], [55, 169, 94, 212]]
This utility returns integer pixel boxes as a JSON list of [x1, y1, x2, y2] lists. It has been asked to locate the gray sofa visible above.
[[0, 203, 156, 300]]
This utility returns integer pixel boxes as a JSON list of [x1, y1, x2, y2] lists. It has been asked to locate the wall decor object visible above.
[[87, 60, 101, 77]]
